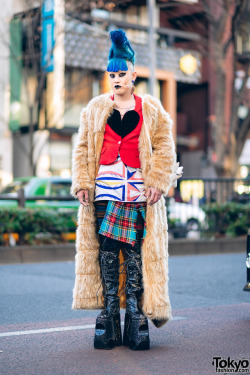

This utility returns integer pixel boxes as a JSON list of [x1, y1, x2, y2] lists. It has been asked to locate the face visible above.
[[108, 68, 137, 96]]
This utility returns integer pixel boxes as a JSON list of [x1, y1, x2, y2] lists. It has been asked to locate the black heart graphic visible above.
[[107, 109, 140, 138]]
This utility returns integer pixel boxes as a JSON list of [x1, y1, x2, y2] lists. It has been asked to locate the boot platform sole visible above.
[[123, 338, 150, 350], [94, 313, 122, 350], [123, 313, 150, 350], [94, 338, 122, 350]]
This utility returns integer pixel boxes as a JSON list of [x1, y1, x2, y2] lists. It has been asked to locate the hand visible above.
[[145, 187, 162, 205], [76, 189, 89, 206]]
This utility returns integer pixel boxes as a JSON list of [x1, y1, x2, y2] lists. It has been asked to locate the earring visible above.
[[132, 80, 135, 85]]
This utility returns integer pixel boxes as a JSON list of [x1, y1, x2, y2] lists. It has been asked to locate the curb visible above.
[[168, 237, 246, 256], [0, 243, 75, 264], [0, 237, 246, 264]]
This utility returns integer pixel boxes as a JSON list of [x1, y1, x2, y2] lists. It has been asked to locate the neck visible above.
[[113, 92, 134, 103]]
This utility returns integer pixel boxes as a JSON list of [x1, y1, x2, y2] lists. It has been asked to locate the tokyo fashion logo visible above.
[[212, 357, 250, 373]]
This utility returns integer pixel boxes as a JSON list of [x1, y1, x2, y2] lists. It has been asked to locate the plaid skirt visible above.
[[94, 200, 147, 246]]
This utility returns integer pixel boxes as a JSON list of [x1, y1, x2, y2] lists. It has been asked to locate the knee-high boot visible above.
[[94, 236, 122, 349], [123, 234, 150, 350]]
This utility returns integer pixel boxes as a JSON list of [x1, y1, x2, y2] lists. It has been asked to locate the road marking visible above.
[[172, 316, 187, 321], [0, 317, 186, 338], [0, 324, 95, 338]]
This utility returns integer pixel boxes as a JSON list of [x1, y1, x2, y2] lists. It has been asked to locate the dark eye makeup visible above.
[[109, 72, 126, 78]]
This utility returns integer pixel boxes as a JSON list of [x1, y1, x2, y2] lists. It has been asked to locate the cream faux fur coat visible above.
[[71, 93, 176, 327]]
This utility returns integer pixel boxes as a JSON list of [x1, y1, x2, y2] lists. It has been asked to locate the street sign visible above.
[[41, 0, 55, 72]]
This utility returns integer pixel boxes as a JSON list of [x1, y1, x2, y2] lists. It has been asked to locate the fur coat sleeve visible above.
[[70, 108, 95, 196], [143, 96, 176, 196]]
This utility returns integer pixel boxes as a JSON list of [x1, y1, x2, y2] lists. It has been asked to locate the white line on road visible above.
[[0, 324, 96, 337], [172, 316, 187, 321], [0, 316, 186, 338]]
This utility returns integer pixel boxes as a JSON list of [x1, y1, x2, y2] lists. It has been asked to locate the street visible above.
[[0, 253, 249, 375]]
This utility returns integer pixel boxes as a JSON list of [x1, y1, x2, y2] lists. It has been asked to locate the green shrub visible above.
[[0, 207, 77, 245], [202, 202, 250, 237]]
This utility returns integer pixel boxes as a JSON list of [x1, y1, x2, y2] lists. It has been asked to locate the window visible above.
[[50, 182, 71, 197], [1, 180, 29, 194]]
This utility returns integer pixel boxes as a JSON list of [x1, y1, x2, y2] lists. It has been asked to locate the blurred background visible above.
[[0, 0, 249, 245]]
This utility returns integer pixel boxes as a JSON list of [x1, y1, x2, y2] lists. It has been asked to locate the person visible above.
[[71, 29, 181, 350]]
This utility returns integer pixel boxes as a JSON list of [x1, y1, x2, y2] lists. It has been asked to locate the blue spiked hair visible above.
[[107, 29, 135, 72]]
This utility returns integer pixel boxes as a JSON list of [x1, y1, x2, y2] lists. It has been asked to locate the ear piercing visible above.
[[126, 81, 135, 88]]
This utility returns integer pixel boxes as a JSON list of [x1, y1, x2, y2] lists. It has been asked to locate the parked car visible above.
[[167, 198, 206, 232], [0, 177, 79, 209]]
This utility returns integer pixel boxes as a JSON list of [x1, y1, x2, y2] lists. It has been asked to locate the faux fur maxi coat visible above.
[[71, 93, 176, 328]]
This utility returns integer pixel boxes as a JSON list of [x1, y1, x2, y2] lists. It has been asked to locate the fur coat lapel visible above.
[[71, 93, 176, 328]]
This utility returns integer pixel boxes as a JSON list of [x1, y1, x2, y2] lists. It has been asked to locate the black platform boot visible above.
[[123, 232, 150, 350], [94, 236, 122, 350]]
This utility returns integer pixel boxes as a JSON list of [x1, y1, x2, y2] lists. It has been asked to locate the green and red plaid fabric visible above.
[[97, 201, 147, 246]]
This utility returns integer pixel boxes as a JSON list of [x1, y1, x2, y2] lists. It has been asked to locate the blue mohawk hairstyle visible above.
[[107, 29, 135, 72]]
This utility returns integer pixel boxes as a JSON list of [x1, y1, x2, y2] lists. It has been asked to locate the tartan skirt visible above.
[[94, 200, 147, 246]]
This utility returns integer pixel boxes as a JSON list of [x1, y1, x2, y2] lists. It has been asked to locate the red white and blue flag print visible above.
[[94, 155, 146, 202]]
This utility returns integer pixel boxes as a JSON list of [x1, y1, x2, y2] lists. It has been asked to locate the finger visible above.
[[78, 192, 85, 206], [146, 186, 154, 197], [148, 190, 155, 205], [154, 194, 161, 204], [146, 188, 152, 204], [85, 190, 89, 202], [79, 195, 85, 206], [82, 191, 89, 206], [151, 193, 158, 205], [151, 192, 161, 205], [81, 194, 86, 206]]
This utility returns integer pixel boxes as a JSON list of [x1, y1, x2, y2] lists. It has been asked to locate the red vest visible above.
[[99, 94, 143, 168]]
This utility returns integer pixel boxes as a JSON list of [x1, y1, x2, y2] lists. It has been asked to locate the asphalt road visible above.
[[0, 253, 249, 375]]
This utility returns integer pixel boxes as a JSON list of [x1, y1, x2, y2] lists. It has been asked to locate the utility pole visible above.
[[147, 0, 156, 96]]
